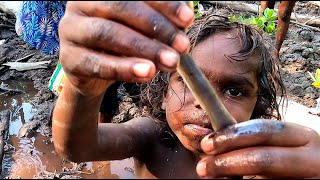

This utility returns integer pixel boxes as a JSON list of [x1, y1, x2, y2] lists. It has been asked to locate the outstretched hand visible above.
[[58, 1, 194, 96], [197, 119, 320, 178]]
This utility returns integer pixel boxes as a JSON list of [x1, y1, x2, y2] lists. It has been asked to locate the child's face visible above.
[[163, 30, 260, 154]]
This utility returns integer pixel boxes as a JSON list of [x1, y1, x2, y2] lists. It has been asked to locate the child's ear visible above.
[[161, 98, 167, 110], [161, 89, 168, 110]]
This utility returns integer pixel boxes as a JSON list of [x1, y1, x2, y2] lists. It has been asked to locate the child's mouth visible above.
[[184, 124, 213, 137]]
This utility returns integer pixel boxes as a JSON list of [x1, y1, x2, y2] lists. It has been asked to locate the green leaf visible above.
[[312, 81, 320, 88], [238, 15, 244, 22], [269, 13, 278, 21], [256, 18, 264, 28], [264, 8, 275, 20], [229, 15, 238, 22], [265, 22, 276, 33], [260, 16, 267, 24], [249, 16, 256, 25], [194, 10, 202, 18], [193, 1, 199, 7]]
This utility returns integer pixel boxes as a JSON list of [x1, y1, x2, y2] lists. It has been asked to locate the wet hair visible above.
[[138, 14, 286, 123]]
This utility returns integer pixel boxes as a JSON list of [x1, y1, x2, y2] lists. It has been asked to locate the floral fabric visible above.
[[15, 1, 66, 55]]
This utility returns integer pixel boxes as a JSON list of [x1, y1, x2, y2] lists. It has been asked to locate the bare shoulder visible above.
[[96, 117, 163, 160]]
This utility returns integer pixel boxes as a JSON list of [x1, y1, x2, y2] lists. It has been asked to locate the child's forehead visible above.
[[190, 31, 260, 76]]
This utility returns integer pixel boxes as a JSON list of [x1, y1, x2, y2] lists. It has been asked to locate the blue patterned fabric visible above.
[[15, 1, 66, 55]]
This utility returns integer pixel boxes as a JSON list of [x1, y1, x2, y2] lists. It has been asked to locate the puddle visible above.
[[0, 80, 135, 179]]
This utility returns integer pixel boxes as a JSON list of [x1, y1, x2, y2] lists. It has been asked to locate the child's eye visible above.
[[177, 76, 185, 83], [224, 88, 244, 97]]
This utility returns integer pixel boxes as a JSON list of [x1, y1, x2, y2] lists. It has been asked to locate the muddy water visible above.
[[0, 80, 135, 179]]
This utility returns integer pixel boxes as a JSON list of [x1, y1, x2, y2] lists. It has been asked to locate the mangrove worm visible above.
[[177, 1, 237, 131]]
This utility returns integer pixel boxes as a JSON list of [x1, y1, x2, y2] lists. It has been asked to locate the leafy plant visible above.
[[193, 1, 204, 18], [308, 68, 320, 88], [229, 8, 279, 35]]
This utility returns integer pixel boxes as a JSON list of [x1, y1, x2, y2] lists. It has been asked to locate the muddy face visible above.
[[163, 30, 259, 154]]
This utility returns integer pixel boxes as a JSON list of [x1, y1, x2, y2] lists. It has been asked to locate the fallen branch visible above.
[[205, 1, 320, 27], [291, 20, 320, 32]]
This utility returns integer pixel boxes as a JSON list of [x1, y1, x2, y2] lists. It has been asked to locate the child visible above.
[[52, 1, 320, 179]]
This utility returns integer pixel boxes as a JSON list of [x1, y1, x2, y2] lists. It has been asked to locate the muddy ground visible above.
[[0, 1, 319, 179]]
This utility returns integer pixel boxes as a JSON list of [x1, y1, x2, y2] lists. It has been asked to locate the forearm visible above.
[[52, 78, 105, 162]]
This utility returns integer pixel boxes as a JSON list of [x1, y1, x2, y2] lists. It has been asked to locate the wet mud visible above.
[[0, 80, 135, 179]]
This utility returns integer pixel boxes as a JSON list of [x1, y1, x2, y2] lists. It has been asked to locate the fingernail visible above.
[[133, 63, 151, 78], [171, 33, 190, 54], [208, 132, 216, 138], [178, 5, 194, 23], [202, 138, 214, 154], [159, 50, 179, 68], [196, 161, 207, 177]]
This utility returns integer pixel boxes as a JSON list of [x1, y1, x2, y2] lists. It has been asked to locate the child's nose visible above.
[[193, 98, 201, 109]]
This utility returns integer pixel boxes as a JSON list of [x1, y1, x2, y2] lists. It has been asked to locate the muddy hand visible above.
[[58, 1, 194, 96], [197, 119, 320, 178]]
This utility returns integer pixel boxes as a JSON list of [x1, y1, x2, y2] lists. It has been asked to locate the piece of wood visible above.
[[291, 20, 320, 32], [2, 60, 51, 71], [205, 1, 320, 27]]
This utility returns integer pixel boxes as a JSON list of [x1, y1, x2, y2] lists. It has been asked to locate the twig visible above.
[[291, 21, 320, 32], [307, 71, 316, 82], [0, 24, 14, 29], [15, 53, 35, 62], [304, 16, 320, 25]]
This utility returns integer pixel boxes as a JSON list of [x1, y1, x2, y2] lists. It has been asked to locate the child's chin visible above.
[[181, 138, 205, 155]]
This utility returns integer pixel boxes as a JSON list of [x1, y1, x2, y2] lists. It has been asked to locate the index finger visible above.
[[145, 1, 194, 28], [201, 119, 317, 155], [68, 1, 192, 54]]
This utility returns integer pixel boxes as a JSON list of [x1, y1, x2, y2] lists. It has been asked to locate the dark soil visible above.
[[0, 1, 319, 179]]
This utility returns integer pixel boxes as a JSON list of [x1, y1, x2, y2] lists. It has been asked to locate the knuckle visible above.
[[59, 46, 78, 75], [149, 14, 176, 45], [112, 62, 123, 80], [83, 53, 120, 81], [83, 53, 102, 77], [129, 37, 145, 56], [169, 1, 184, 16], [108, 1, 132, 12], [88, 19, 115, 45], [58, 44, 70, 66], [249, 150, 273, 173], [65, 1, 76, 9], [58, 16, 73, 39], [149, 14, 164, 34], [307, 128, 320, 142]]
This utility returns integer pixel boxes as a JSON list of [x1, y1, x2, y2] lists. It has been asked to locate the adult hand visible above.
[[197, 119, 320, 178], [58, 1, 194, 96]]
